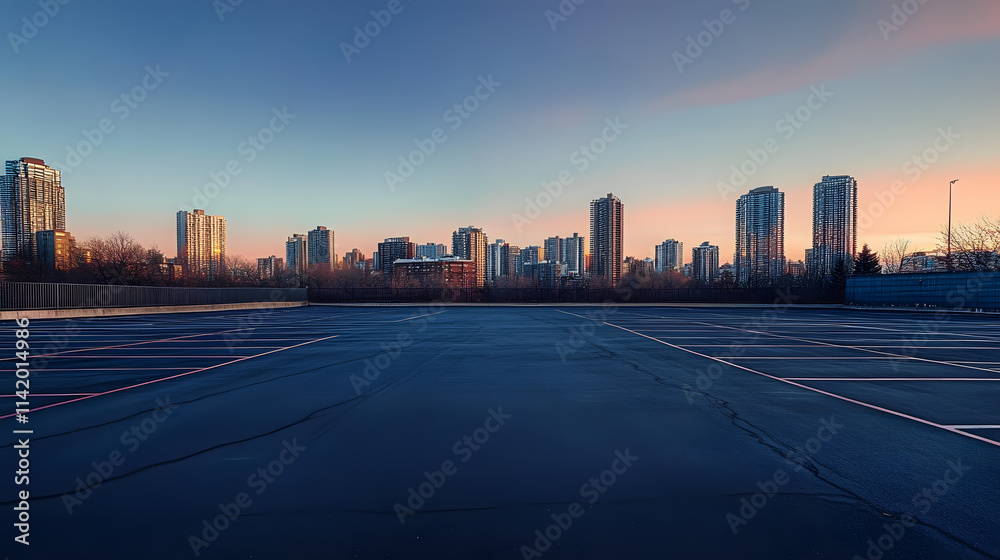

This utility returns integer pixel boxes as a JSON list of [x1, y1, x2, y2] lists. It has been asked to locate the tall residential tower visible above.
[[589, 193, 624, 285], [810, 175, 858, 276], [735, 186, 785, 285], [1, 157, 65, 264], [177, 209, 226, 277]]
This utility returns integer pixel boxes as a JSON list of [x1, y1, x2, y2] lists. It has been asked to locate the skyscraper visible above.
[[378, 237, 416, 276], [503, 244, 521, 277], [543, 236, 562, 264], [1, 157, 65, 264], [177, 209, 226, 277], [307, 226, 335, 271], [286, 234, 307, 276], [563, 233, 586, 276], [590, 193, 624, 285], [655, 239, 684, 273], [735, 186, 785, 285], [452, 226, 487, 287], [518, 246, 541, 277], [810, 175, 858, 276], [486, 239, 507, 283], [692, 242, 720, 284]]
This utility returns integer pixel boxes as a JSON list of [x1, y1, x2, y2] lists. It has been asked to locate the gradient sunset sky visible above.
[[2, 0, 998, 264]]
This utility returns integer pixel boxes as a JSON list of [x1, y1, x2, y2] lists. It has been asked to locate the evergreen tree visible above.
[[854, 244, 882, 275]]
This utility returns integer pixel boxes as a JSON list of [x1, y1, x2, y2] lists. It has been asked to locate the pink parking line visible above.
[[784, 377, 1000, 381], [1, 393, 98, 397], [600, 320, 1000, 450], [0, 335, 339, 420], [0, 328, 244, 361]]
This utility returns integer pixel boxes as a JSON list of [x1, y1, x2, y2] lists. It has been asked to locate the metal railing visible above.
[[309, 286, 843, 305], [847, 271, 1000, 311], [0, 282, 307, 311]]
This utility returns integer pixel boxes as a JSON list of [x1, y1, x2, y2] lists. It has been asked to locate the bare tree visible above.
[[881, 238, 911, 274], [941, 216, 1000, 271], [79, 231, 155, 285]]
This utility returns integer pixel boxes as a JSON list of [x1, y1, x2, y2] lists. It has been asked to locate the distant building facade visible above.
[[307, 226, 335, 271], [810, 175, 858, 276], [177, 209, 226, 277], [378, 237, 416, 276], [563, 233, 586, 276], [394, 256, 476, 289], [416, 243, 449, 259], [590, 193, 624, 285], [35, 229, 77, 272], [692, 242, 720, 284], [257, 255, 284, 278], [343, 248, 366, 270], [735, 186, 785, 284], [1, 157, 65, 265], [452, 226, 487, 287], [286, 234, 308, 276], [655, 239, 683, 273]]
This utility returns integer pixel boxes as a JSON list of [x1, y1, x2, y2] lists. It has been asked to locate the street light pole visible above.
[[948, 179, 959, 271]]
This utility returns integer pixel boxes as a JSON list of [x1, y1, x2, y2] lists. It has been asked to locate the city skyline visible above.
[[2, 2, 997, 265]]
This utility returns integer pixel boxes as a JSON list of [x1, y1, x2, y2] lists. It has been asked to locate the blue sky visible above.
[[3, 0, 998, 262]]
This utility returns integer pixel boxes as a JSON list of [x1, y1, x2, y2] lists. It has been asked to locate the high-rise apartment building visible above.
[[486, 239, 507, 283], [810, 175, 858, 277], [177, 209, 226, 277], [563, 233, 586, 276], [286, 234, 308, 276], [257, 255, 284, 278], [518, 246, 541, 277], [1, 157, 65, 264], [543, 237, 562, 265], [735, 186, 785, 284], [655, 239, 683, 273], [451, 226, 487, 287], [377, 237, 416, 276], [503, 244, 521, 277], [307, 226, 335, 271], [416, 243, 449, 259], [590, 193, 624, 285], [692, 242, 720, 284]]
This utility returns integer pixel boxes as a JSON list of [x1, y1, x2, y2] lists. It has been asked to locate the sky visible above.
[[2, 0, 998, 264]]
